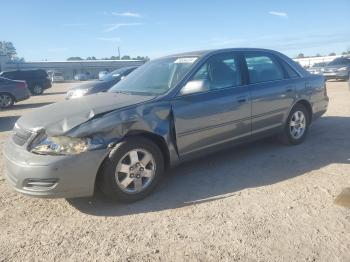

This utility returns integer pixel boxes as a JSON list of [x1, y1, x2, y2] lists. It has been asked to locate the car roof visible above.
[[161, 48, 283, 59]]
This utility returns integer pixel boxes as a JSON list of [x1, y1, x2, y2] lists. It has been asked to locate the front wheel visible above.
[[98, 137, 164, 202], [0, 93, 14, 108], [279, 104, 310, 145], [31, 85, 44, 95]]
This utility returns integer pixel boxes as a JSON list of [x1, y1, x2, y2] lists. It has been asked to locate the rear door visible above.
[[171, 52, 251, 157], [243, 52, 297, 135]]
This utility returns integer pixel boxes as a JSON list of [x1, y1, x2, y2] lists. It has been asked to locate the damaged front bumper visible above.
[[3, 139, 109, 198]]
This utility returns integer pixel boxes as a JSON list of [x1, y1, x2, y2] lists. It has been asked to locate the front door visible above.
[[171, 52, 251, 157]]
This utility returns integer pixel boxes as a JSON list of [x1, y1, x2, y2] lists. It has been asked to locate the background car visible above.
[[307, 62, 328, 75], [322, 57, 350, 81], [67, 66, 137, 99], [74, 73, 90, 81], [0, 69, 52, 95], [0, 77, 31, 108], [51, 72, 64, 82], [98, 71, 109, 79]]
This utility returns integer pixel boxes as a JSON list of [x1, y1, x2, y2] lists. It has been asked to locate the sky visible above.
[[1, 0, 349, 61]]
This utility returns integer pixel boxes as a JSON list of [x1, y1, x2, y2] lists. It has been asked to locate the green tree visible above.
[[0, 41, 17, 58], [133, 56, 150, 61], [296, 53, 305, 58], [121, 55, 131, 60], [328, 52, 336, 56], [86, 56, 97, 60], [67, 57, 83, 61], [315, 53, 321, 57], [12, 57, 25, 63]]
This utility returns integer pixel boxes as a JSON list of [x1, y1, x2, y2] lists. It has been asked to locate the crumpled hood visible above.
[[17, 92, 155, 136]]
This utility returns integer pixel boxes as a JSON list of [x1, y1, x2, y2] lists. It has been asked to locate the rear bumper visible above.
[[43, 80, 52, 89], [14, 88, 31, 102], [3, 139, 108, 198], [312, 98, 329, 121]]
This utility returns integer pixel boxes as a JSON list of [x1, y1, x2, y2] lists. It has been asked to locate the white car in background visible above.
[[98, 71, 109, 79], [307, 62, 328, 75], [51, 72, 64, 82]]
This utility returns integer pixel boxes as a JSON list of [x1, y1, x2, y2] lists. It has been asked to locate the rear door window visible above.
[[244, 52, 284, 84], [279, 59, 300, 78]]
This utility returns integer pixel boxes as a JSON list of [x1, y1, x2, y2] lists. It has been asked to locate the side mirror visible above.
[[180, 80, 210, 95]]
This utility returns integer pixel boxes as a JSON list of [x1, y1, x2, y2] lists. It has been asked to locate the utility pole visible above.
[[117, 46, 121, 60]]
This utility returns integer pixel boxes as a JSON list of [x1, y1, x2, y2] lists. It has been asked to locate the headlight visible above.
[[337, 67, 347, 71], [31, 136, 92, 155], [67, 88, 89, 99]]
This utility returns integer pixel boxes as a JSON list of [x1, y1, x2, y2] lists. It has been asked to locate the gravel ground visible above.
[[0, 82, 349, 261]]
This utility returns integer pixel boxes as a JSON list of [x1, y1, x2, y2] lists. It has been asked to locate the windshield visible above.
[[101, 67, 130, 81], [328, 58, 350, 66], [109, 57, 198, 95]]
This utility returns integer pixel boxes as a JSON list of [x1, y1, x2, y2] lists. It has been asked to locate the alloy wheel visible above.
[[115, 149, 156, 194], [289, 110, 306, 139], [0, 94, 13, 108], [32, 85, 43, 95]]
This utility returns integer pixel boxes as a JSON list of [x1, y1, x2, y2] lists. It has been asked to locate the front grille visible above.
[[12, 125, 34, 146]]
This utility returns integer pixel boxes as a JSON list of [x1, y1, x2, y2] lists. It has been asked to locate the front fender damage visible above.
[[66, 101, 180, 166]]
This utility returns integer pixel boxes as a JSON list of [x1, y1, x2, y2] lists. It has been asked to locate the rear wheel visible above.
[[31, 85, 43, 95], [279, 104, 310, 145], [98, 137, 164, 202], [0, 93, 14, 108]]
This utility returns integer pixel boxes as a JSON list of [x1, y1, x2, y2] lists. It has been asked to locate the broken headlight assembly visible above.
[[30, 135, 97, 155]]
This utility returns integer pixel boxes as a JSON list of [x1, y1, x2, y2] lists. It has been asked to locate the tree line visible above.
[[1, 40, 349, 63], [296, 48, 350, 59], [66, 55, 150, 61]]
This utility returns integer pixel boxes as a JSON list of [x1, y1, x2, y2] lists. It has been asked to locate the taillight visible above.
[[16, 82, 27, 88]]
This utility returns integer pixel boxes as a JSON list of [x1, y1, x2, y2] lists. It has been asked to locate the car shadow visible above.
[[67, 116, 350, 217], [0, 116, 20, 132]]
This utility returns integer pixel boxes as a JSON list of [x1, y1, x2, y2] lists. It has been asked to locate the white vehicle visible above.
[[51, 72, 64, 82], [98, 71, 109, 80]]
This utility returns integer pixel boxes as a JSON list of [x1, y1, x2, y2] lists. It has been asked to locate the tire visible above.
[[278, 104, 310, 145], [98, 137, 164, 202], [31, 84, 44, 95], [0, 93, 15, 109]]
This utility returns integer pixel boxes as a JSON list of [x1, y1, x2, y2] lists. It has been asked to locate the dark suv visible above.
[[0, 69, 52, 95]]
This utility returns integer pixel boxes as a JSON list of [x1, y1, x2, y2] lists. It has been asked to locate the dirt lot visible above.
[[0, 82, 349, 261]]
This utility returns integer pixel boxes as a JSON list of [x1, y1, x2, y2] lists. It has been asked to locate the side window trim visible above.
[[274, 55, 301, 79]]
